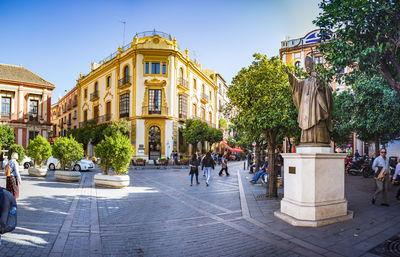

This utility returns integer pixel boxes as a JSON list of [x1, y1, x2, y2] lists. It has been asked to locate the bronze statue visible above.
[[285, 56, 333, 145]]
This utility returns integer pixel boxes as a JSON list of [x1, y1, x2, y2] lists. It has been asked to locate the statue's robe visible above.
[[288, 72, 333, 144]]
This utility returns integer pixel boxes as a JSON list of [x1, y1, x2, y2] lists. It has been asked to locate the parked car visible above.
[[80, 158, 94, 169], [46, 156, 89, 171]]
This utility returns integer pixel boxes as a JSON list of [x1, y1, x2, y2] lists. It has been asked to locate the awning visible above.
[[220, 141, 243, 152]]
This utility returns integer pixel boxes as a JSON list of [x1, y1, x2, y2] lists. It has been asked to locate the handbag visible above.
[[189, 166, 197, 175], [376, 167, 387, 181], [374, 166, 383, 178]]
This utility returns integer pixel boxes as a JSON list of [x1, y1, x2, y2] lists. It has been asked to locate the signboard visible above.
[[138, 144, 145, 153]]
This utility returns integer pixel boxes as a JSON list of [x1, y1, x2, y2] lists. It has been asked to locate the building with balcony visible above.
[[0, 63, 54, 148], [50, 87, 78, 139], [74, 30, 227, 160]]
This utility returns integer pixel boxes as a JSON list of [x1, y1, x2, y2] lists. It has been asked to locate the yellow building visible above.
[[50, 87, 78, 139], [73, 30, 227, 160]]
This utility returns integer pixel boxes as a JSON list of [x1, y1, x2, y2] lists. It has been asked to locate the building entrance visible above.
[[149, 126, 161, 160]]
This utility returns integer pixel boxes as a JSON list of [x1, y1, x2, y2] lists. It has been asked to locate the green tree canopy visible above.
[[206, 128, 223, 145], [0, 125, 15, 150], [27, 135, 52, 167], [104, 120, 130, 138], [182, 119, 209, 146], [52, 136, 84, 170], [228, 54, 299, 197], [314, 0, 400, 92], [8, 144, 25, 165], [332, 90, 354, 145]]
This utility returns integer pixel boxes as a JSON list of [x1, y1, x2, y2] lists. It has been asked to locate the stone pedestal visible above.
[[274, 146, 353, 227]]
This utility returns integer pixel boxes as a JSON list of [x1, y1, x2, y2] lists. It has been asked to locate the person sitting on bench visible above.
[[250, 156, 268, 184]]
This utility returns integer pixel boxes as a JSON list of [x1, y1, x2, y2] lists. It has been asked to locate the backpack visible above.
[[0, 188, 17, 234], [3, 163, 11, 177]]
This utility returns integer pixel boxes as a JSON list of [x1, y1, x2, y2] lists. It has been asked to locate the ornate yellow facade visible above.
[[64, 30, 228, 160]]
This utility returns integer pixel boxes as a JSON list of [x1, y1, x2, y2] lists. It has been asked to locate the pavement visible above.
[[0, 162, 399, 256]]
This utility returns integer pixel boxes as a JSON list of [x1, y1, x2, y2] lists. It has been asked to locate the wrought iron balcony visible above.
[[72, 114, 77, 120], [28, 113, 39, 122], [201, 93, 209, 103], [67, 104, 71, 110], [119, 112, 129, 118], [90, 90, 99, 101], [177, 77, 188, 90], [72, 100, 77, 107], [118, 76, 131, 88], [63, 108, 66, 113], [142, 106, 168, 116], [67, 119, 71, 125]]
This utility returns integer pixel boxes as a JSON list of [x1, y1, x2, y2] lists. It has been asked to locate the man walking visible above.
[[372, 148, 391, 206]]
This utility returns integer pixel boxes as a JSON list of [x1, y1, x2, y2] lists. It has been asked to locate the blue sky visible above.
[[0, 0, 321, 103]]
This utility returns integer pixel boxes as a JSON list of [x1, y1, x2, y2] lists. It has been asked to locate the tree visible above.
[[109, 132, 134, 175], [104, 120, 130, 138], [182, 119, 209, 152], [68, 120, 108, 149], [314, 0, 400, 92], [228, 54, 299, 197], [349, 75, 400, 157], [7, 144, 25, 165], [332, 90, 354, 146], [219, 118, 227, 129], [0, 125, 15, 150], [94, 137, 113, 175], [206, 128, 223, 146], [52, 136, 84, 170], [27, 135, 52, 168]]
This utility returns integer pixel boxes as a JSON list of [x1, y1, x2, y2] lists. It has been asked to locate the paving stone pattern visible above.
[[0, 162, 398, 256]]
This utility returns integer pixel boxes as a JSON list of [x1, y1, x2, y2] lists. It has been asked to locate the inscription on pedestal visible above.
[[289, 167, 296, 174]]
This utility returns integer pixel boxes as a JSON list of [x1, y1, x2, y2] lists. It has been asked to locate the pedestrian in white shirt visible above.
[[371, 148, 391, 206]]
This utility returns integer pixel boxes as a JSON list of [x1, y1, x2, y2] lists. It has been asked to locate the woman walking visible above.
[[6, 152, 22, 199], [219, 154, 230, 176], [189, 154, 200, 186], [201, 152, 215, 186]]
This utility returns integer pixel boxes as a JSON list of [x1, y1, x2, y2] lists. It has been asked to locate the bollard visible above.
[[244, 161, 246, 170]]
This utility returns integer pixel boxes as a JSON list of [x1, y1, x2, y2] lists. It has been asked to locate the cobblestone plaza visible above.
[[0, 162, 399, 256]]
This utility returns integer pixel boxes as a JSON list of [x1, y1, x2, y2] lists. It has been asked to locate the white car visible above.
[[80, 159, 94, 169], [22, 156, 34, 169], [47, 156, 89, 171]]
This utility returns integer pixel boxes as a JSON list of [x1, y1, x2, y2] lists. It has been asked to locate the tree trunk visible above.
[[266, 130, 278, 198], [254, 142, 261, 172], [374, 133, 380, 158]]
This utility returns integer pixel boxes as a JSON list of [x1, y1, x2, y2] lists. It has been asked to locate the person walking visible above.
[[6, 152, 22, 199], [218, 154, 230, 176], [202, 152, 215, 186], [372, 148, 391, 206], [392, 156, 400, 200], [173, 151, 178, 165], [247, 153, 252, 170], [0, 152, 4, 170], [189, 154, 200, 186]]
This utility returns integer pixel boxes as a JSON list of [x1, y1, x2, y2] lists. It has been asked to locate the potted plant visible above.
[[26, 135, 52, 177], [7, 144, 25, 170], [53, 136, 84, 182], [94, 132, 133, 188], [135, 158, 146, 166], [179, 158, 190, 165], [158, 157, 168, 166]]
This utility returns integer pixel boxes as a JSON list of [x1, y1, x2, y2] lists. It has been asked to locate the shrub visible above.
[[110, 133, 133, 175], [7, 144, 25, 165], [94, 139, 112, 175], [52, 136, 84, 170], [27, 135, 52, 167], [136, 158, 145, 161], [95, 132, 133, 175]]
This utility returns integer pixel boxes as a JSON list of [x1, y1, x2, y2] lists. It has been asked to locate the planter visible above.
[[158, 160, 168, 166], [179, 160, 189, 165], [135, 160, 146, 166], [28, 167, 47, 177], [94, 173, 130, 188], [55, 170, 81, 182]]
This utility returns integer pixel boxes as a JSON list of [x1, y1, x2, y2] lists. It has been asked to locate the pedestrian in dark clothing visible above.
[[247, 153, 252, 170], [202, 152, 215, 186], [219, 154, 229, 176], [173, 151, 178, 165], [392, 156, 400, 200], [189, 154, 200, 186], [0, 152, 3, 170]]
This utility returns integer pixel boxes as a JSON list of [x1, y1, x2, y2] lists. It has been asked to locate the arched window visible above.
[[124, 65, 129, 79], [149, 126, 161, 159]]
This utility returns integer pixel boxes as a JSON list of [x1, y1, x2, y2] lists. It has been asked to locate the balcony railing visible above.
[[0, 113, 11, 120], [119, 112, 129, 119], [118, 76, 131, 88], [67, 119, 71, 125], [72, 114, 77, 120], [201, 93, 209, 102], [90, 91, 99, 101], [67, 104, 71, 110], [28, 113, 39, 122], [72, 100, 77, 107], [63, 108, 66, 113], [58, 111, 61, 116], [142, 106, 168, 115], [177, 77, 188, 90]]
